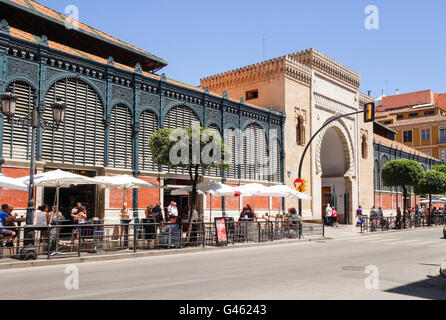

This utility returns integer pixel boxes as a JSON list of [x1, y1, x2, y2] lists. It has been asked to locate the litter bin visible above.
[[159, 224, 181, 248]]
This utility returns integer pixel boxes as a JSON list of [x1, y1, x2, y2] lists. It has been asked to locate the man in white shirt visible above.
[[325, 204, 332, 226], [167, 201, 178, 222]]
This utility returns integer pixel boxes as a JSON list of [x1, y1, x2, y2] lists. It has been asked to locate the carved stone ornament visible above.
[[107, 56, 115, 66], [134, 63, 143, 74], [0, 19, 10, 34], [39, 35, 49, 46]]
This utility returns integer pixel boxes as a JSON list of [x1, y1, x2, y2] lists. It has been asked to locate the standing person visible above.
[[152, 202, 164, 223], [35, 205, 50, 226], [120, 202, 130, 239], [167, 201, 178, 223], [396, 207, 402, 229], [332, 207, 338, 227], [356, 205, 363, 227], [49, 205, 64, 224], [188, 204, 199, 245], [325, 204, 332, 227], [35, 205, 50, 244], [143, 205, 156, 244]]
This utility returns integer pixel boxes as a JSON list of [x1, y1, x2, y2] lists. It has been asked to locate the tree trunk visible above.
[[186, 165, 200, 244], [402, 185, 408, 229], [428, 194, 432, 226]]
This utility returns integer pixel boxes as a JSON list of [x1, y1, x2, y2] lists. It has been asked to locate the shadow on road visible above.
[[385, 277, 446, 300]]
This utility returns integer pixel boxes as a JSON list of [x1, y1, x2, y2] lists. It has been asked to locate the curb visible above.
[[358, 225, 445, 237], [0, 237, 328, 270]]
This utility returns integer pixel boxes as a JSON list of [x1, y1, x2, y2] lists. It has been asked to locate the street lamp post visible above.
[[0, 92, 65, 260]]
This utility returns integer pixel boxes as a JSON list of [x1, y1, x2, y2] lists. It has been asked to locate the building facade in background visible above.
[[373, 125, 441, 214], [201, 49, 375, 224], [0, 0, 286, 222], [376, 89, 446, 161]]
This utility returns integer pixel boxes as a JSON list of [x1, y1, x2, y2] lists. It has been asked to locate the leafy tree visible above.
[[149, 125, 230, 240], [432, 164, 446, 175], [415, 170, 446, 225], [381, 160, 424, 214]]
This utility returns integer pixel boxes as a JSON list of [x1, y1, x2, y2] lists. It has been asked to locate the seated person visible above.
[[239, 207, 254, 221], [0, 204, 16, 244]]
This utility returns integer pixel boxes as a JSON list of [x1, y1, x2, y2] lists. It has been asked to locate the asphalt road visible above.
[[1, 227, 445, 300]]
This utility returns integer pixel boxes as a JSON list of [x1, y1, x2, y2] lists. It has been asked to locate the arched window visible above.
[[138, 110, 158, 172], [380, 156, 390, 191], [3, 81, 34, 160], [163, 105, 199, 129], [242, 123, 268, 181], [43, 78, 105, 166], [224, 127, 239, 179], [109, 104, 132, 169], [163, 105, 200, 175], [361, 135, 368, 159], [374, 160, 380, 191], [204, 125, 222, 178], [296, 116, 305, 146]]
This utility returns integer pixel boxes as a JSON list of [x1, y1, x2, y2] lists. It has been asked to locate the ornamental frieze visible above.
[[111, 84, 133, 105], [140, 92, 160, 108], [6, 57, 38, 85]]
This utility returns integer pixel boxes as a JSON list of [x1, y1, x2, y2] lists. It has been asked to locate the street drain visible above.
[[342, 266, 365, 272]]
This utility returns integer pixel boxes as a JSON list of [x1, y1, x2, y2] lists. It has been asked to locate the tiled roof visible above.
[[8, 27, 279, 116], [374, 134, 438, 161], [10, 26, 134, 73], [387, 115, 446, 127], [2, 0, 167, 69]]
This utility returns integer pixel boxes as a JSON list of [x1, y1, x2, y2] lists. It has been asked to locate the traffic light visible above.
[[301, 179, 308, 193], [364, 102, 375, 123]]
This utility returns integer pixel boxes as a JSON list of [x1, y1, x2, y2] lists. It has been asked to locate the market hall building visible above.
[[0, 0, 286, 222]]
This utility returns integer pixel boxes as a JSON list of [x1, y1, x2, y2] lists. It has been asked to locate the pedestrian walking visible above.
[[325, 204, 332, 226], [356, 205, 363, 227], [332, 207, 338, 227]]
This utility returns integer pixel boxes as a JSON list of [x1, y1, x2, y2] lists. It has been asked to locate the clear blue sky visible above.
[[40, 0, 446, 98]]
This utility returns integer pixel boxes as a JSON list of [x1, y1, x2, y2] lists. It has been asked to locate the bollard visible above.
[[133, 223, 137, 253], [77, 225, 82, 257]]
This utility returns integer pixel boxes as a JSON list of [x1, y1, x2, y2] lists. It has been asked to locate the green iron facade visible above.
[[0, 19, 286, 213]]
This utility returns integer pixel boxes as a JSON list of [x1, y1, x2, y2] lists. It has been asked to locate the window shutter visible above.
[[42, 78, 105, 166], [3, 81, 34, 160], [224, 128, 238, 179], [109, 104, 133, 169], [270, 138, 281, 182], [204, 125, 221, 178], [242, 124, 268, 181], [139, 110, 158, 172], [163, 105, 200, 174]]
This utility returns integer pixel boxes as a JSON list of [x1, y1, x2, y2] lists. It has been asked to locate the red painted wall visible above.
[[0, 167, 30, 208]]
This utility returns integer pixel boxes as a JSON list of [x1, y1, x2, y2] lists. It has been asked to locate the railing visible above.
[[0, 219, 325, 261], [360, 214, 446, 233]]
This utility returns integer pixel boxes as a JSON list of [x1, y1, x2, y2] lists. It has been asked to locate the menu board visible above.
[[214, 217, 228, 246]]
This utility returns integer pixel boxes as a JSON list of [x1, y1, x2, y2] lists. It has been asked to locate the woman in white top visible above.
[[35, 205, 50, 226], [35, 205, 50, 242]]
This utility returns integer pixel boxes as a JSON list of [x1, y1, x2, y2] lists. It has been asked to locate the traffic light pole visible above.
[[297, 109, 366, 217]]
